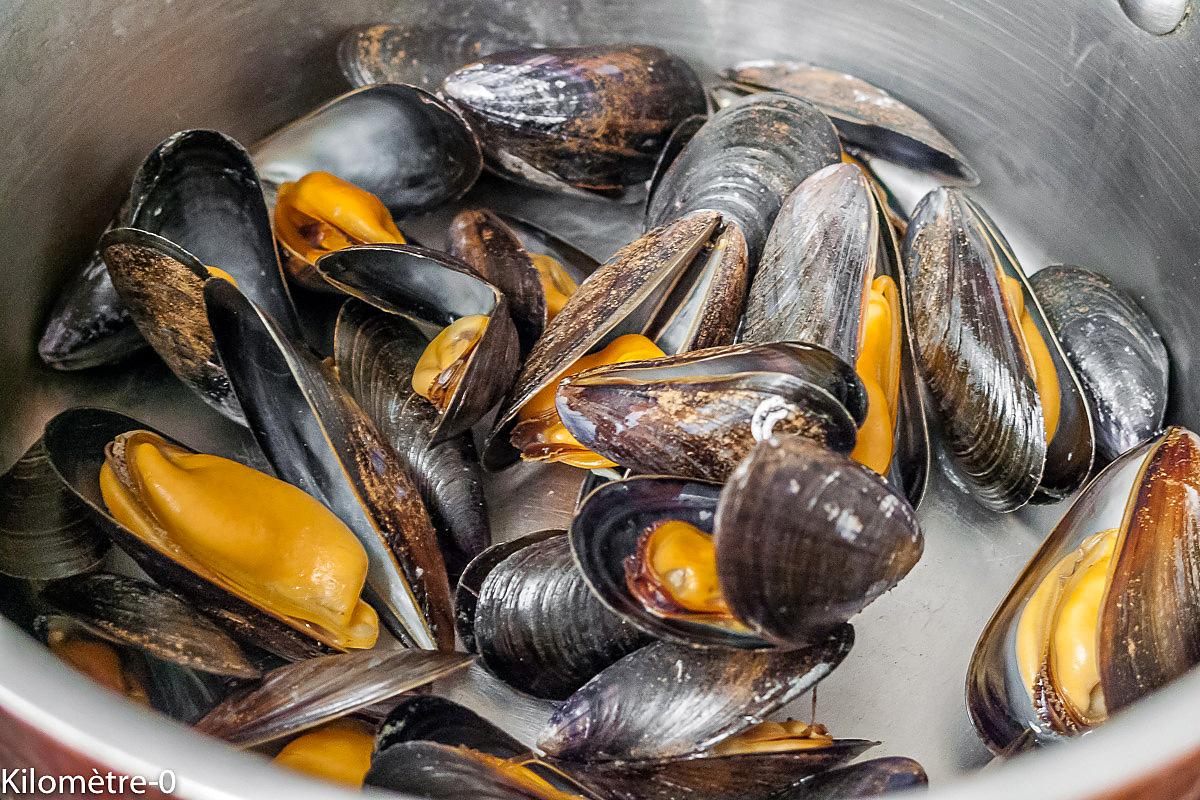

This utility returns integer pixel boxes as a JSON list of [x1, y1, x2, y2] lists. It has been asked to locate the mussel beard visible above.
[[625, 520, 743, 630], [98, 431, 378, 650], [511, 334, 665, 469], [412, 315, 490, 412], [1000, 272, 1061, 444], [850, 274, 901, 476], [275, 171, 406, 264], [273, 719, 375, 787], [1016, 528, 1118, 733]]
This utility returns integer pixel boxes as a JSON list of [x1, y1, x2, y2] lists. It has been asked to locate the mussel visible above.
[[333, 300, 490, 580], [253, 83, 482, 214], [272, 718, 376, 786], [555, 342, 865, 482], [721, 60, 977, 185], [455, 530, 650, 700], [740, 161, 930, 505], [902, 188, 1093, 511], [571, 436, 922, 650], [448, 209, 581, 353], [646, 92, 842, 263], [1029, 265, 1169, 466], [485, 211, 748, 470], [441, 45, 706, 196], [338, 23, 523, 89], [205, 278, 454, 651], [967, 426, 1200, 750], [40, 407, 377, 660], [97, 131, 303, 423], [315, 243, 521, 442]]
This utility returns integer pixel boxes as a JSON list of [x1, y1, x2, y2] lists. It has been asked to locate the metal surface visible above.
[[2, 0, 1200, 798]]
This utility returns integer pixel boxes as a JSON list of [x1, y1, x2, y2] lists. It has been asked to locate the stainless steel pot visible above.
[[3, 0, 1200, 797]]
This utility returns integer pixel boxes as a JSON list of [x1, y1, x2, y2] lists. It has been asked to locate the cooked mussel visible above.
[[455, 531, 649, 700], [449, 209, 580, 353], [334, 300, 490, 581], [555, 342, 865, 482], [441, 45, 706, 196], [0, 437, 108, 580], [315, 243, 521, 442], [205, 278, 454, 651], [40, 407, 377, 660], [253, 84, 482, 214], [195, 647, 474, 747], [273, 171, 407, 291], [338, 23, 522, 89], [646, 93, 841, 263], [572, 437, 921, 650], [495, 213, 600, 289], [741, 161, 930, 506], [272, 718, 376, 787], [485, 211, 748, 470], [902, 188, 1093, 511], [1028, 265, 1168, 466], [968, 426, 1200, 751], [722, 60, 977, 185], [772, 757, 928, 799], [39, 617, 152, 706], [97, 131, 303, 422]]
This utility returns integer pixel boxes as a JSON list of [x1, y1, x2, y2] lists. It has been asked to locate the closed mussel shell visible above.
[[537, 630, 856, 761], [205, 279, 454, 651], [741, 161, 929, 506], [40, 407, 336, 661], [968, 426, 1200, 751], [334, 300, 490, 580], [772, 756, 928, 800], [375, 695, 526, 758], [317, 243, 521, 443], [717, 436, 922, 647], [646, 93, 842, 262], [338, 23, 522, 89], [903, 188, 1092, 511], [253, 84, 482, 215], [462, 531, 650, 700], [441, 45, 706, 194], [1029, 265, 1168, 465], [723, 60, 977, 185], [556, 342, 864, 483], [0, 438, 108, 580]]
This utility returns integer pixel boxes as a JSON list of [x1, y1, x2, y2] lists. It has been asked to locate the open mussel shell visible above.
[[646, 92, 841, 262], [449, 209, 546, 353], [968, 426, 1200, 751], [772, 757, 928, 799], [459, 531, 650, 700], [902, 188, 1093, 511], [741, 161, 930, 506], [484, 210, 746, 469], [39, 573, 259, 679], [557, 342, 864, 483], [723, 60, 977, 185], [194, 648, 474, 747], [0, 438, 108, 580], [718, 436, 922, 647], [538, 629, 855, 761], [338, 23, 522, 89], [253, 84, 482, 215], [205, 278, 454, 651], [317, 243, 520, 443], [334, 300, 489, 581], [1029, 265, 1168, 465], [441, 45, 706, 195], [40, 407, 335, 661]]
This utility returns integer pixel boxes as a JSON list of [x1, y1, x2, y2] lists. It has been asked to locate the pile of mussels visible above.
[[0, 21, 1191, 798]]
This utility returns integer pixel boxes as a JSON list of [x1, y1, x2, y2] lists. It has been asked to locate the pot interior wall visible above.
[[1, 0, 1198, 791]]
